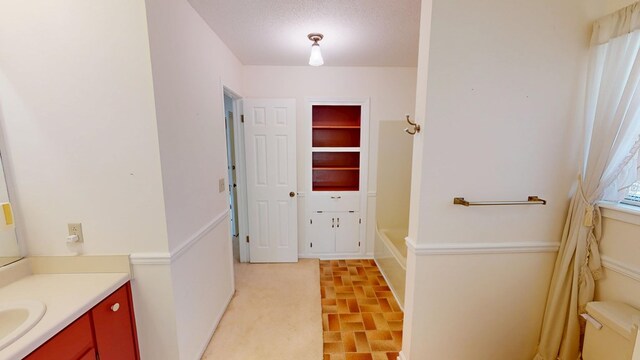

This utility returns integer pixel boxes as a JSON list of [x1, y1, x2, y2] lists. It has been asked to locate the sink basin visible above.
[[0, 300, 46, 351]]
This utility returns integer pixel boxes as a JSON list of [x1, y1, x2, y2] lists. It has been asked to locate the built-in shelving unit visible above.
[[306, 99, 369, 259], [312, 105, 361, 191]]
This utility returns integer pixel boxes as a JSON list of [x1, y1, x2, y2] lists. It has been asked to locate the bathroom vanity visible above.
[[0, 259, 139, 359]]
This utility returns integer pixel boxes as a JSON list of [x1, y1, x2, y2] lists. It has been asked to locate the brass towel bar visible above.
[[453, 196, 547, 207]]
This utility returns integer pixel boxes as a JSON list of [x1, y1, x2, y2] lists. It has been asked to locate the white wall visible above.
[[0, 0, 168, 255], [243, 66, 417, 256], [145, 0, 243, 253], [403, 0, 603, 358], [143, 0, 242, 357]]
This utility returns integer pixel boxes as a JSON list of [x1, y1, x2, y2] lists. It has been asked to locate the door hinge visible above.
[[241, 115, 245, 123], [246, 235, 250, 243]]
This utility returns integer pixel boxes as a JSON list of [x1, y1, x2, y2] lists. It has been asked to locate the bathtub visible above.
[[374, 225, 407, 308]]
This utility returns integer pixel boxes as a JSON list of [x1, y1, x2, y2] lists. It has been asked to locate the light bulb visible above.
[[309, 43, 324, 66]]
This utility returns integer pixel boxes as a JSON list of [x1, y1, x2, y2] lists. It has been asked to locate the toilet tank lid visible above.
[[586, 301, 640, 340]]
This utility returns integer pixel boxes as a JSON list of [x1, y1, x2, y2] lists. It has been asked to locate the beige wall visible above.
[[243, 66, 417, 256], [0, 0, 241, 358], [0, 0, 168, 255], [145, 0, 243, 253], [144, 0, 242, 358], [403, 0, 606, 358], [595, 206, 640, 310], [376, 121, 413, 230]]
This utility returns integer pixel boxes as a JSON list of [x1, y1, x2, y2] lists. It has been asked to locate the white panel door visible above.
[[243, 99, 297, 263]]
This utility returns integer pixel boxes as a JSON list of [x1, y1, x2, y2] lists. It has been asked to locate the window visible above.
[[621, 181, 640, 206]]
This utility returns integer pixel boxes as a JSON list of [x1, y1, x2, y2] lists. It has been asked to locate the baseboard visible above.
[[194, 288, 235, 359], [373, 258, 404, 311], [398, 350, 407, 360], [298, 254, 374, 260], [318, 254, 374, 260]]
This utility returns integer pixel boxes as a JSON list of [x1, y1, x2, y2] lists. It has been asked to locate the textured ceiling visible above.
[[187, 0, 421, 67]]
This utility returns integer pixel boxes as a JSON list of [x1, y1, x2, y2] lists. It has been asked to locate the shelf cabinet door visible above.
[[335, 212, 360, 253], [91, 283, 139, 360], [309, 212, 336, 253]]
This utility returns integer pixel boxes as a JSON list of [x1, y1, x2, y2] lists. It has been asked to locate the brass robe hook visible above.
[[404, 115, 420, 135]]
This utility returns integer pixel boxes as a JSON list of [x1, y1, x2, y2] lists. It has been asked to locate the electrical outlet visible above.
[[68, 223, 84, 243], [219, 178, 225, 193]]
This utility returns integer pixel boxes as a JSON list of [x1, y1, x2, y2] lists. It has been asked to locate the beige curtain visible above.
[[534, 3, 640, 360]]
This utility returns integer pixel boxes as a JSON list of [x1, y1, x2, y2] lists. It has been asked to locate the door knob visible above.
[[289, 192, 296, 198]]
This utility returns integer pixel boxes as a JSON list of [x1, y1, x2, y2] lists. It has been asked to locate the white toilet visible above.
[[582, 301, 640, 360]]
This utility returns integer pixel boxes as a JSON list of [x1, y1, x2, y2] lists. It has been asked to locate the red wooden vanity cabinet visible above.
[[25, 282, 139, 360]]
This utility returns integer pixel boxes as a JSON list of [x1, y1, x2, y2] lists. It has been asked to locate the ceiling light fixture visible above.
[[307, 33, 324, 66]]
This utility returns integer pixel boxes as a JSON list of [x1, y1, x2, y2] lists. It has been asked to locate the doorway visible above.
[[223, 87, 249, 263]]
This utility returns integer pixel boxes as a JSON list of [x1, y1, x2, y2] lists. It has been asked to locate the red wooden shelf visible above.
[[312, 186, 360, 192], [312, 167, 359, 171], [311, 105, 361, 192], [312, 125, 361, 129]]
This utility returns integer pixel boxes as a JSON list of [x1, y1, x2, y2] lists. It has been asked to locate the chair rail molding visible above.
[[130, 210, 230, 265], [405, 237, 560, 255], [601, 255, 640, 282]]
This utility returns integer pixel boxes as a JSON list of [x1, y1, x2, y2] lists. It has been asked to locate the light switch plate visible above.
[[219, 178, 226, 193]]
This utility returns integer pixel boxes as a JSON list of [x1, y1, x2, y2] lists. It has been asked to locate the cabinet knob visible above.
[[111, 303, 120, 312]]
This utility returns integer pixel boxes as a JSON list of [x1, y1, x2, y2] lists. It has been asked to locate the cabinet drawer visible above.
[[309, 193, 360, 212], [25, 313, 94, 360]]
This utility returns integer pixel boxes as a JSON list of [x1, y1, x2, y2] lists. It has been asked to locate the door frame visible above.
[[222, 85, 250, 263]]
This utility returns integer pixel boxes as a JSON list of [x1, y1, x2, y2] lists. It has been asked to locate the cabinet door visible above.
[[335, 212, 360, 253], [92, 283, 139, 359], [25, 313, 94, 360], [308, 212, 335, 253]]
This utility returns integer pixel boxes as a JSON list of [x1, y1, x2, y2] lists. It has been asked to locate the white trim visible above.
[[296, 254, 374, 260], [171, 210, 229, 262], [367, 191, 377, 197], [194, 289, 235, 359], [601, 255, 640, 282], [405, 237, 560, 255], [130, 210, 230, 265], [599, 201, 640, 226], [129, 253, 171, 265], [398, 351, 407, 360], [316, 254, 374, 260]]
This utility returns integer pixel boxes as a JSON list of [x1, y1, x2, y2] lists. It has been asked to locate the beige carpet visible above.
[[202, 259, 323, 360]]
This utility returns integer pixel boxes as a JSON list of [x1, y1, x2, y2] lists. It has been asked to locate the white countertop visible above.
[[0, 272, 129, 360]]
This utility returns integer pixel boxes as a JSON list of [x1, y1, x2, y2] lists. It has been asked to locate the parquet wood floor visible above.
[[320, 259, 403, 360]]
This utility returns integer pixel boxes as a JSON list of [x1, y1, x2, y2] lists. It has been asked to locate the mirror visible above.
[[0, 152, 20, 267]]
